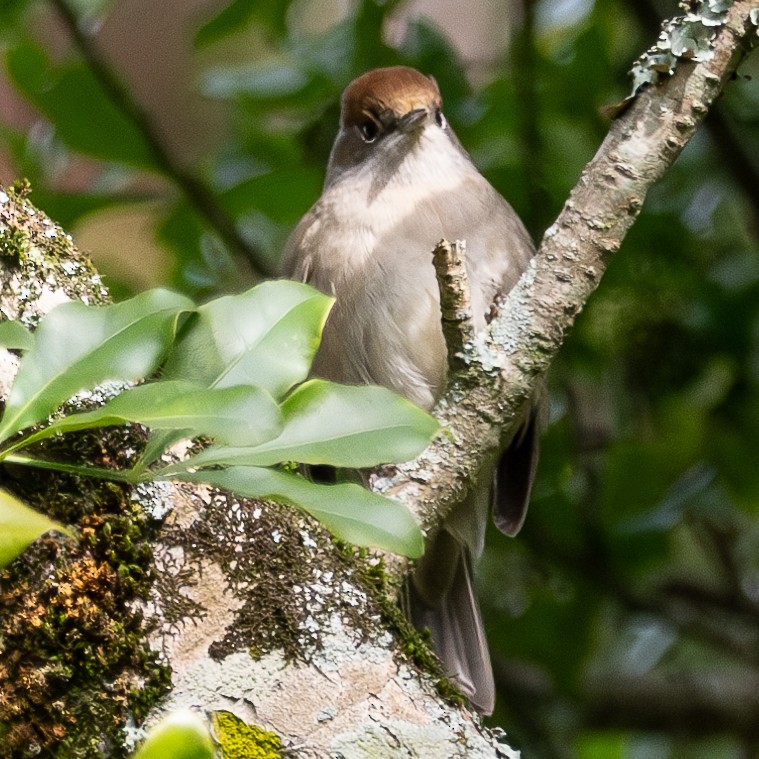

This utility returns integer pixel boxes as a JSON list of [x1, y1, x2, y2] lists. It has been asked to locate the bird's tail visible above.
[[407, 528, 495, 714]]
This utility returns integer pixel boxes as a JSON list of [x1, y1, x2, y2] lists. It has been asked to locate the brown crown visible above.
[[340, 66, 442, 128]]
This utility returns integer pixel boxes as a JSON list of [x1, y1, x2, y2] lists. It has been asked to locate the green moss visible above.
[[212, 712, 282, 759], [10, 178, 32, 197], [0, 181, 32, 260], [0, 430, 172, 758], [0, 223, 27, 262], [0, 187, 165, 757]]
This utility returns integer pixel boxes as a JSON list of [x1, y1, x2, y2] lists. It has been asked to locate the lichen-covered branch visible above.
[[373, 0, 758, 581]]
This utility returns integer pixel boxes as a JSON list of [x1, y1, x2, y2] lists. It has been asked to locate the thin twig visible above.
[[431, 239, 476, 373]]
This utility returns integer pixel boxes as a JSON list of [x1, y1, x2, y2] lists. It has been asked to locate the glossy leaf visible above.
[[0, 289, 193, 442], [0, 488, 74, 568], [38, 380, 282, 447], [175, 379, 439, 469], [133, 710, 214, 759], [162, 280, 333, 399], [178, 466, 424, 558], [0, 320, 34, 350]]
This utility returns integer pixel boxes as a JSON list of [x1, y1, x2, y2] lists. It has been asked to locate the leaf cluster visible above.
[[0, 280, 436, 566]]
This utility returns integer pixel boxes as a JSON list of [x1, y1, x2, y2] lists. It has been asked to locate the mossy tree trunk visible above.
[[0, 183, 512, 759]]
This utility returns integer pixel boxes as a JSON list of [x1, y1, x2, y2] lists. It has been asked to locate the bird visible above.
[[281, 65, 542, 714]]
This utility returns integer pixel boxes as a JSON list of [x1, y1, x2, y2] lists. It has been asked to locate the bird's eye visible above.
[[434, 108, 446, 129], [359, 120, 380, 143]]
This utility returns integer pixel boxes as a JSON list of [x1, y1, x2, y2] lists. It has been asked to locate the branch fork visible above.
[[372, 0, 758, 585]]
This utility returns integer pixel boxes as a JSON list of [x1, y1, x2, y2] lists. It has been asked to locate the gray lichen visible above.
[[0, 182, 108, 328], [629, 1, 731, 95]]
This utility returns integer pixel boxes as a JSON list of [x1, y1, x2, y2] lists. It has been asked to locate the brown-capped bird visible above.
[[282, 66, 543, 714]]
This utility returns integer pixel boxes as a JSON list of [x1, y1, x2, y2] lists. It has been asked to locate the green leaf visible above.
[[37, 380, 282, 447], [0, 289, 194, 442], [576, 732, 627, 759], [0, 488, 75, 568], [177, 379, 439, 469], [195, 0, 258, 48], [224, 167, 322, 223], [133, 710, 214, 759], [0, 320, 34, 350], [6, 40, 156, 168], [194, 1, 289, 48], [204, 63, 309, 100], [179, 467, 424, 558], [163, 281, 333, 399]]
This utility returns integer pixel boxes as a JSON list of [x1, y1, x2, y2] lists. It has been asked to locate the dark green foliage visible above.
[[1, 0, 758, 756], [6, 40, 155, 167]]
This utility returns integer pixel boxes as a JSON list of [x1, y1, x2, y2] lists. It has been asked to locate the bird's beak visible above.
[[398, 108, 429, 134]]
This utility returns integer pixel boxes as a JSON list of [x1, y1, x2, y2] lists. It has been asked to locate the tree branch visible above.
[[47, 0, 273, 277], [373, 1, 758, 582], [631, 0, 759, 238], [0, 186, 514, 757]]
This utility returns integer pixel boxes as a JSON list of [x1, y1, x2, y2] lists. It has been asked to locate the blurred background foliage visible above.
[[1, 0, 758, 757]]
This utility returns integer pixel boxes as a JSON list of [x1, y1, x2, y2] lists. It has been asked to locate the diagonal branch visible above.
[[631, 0, 759, 237], [373, 1, 758, 582], [47, 0, 273, 277]]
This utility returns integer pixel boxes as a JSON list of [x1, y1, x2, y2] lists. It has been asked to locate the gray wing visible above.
[[280, 206, 319, 282]]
